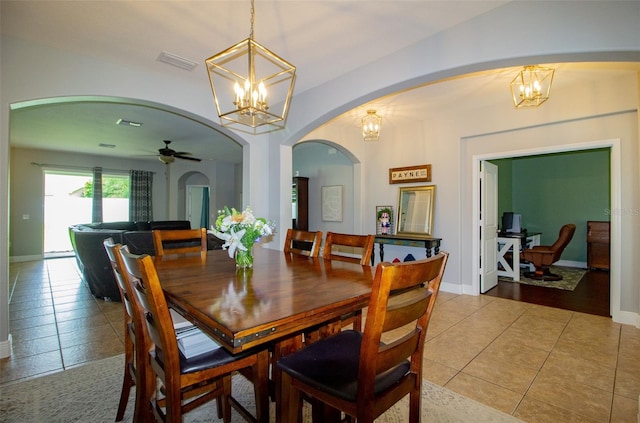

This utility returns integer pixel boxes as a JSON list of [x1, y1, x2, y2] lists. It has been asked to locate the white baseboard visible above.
[[0, 334, 12, 358], [9, 254, 43, 263], [441, 281, 464, 295]]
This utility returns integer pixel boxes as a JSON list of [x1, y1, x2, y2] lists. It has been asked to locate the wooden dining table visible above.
[[153, 246, 375, 419]]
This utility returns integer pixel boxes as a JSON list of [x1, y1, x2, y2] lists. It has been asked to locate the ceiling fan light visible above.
[[159, 155, 175, 164]]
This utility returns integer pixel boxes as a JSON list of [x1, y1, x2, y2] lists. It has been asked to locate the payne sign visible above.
[[388, 164, 432, 184]]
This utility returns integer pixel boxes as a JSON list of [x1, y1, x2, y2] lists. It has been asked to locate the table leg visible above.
[[379, 243, 385, 262]]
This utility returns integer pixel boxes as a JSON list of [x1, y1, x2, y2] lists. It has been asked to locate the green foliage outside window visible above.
[[82, 178, 130, 198]]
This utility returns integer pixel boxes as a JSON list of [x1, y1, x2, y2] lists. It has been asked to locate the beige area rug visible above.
[[500, 265, 587, 291], [0, 354, 522, 423]]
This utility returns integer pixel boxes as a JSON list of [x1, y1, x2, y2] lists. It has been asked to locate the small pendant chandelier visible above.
[[510, 65, 555, 108], [205, 0, 296, 134], [361, 110, 382, 141]]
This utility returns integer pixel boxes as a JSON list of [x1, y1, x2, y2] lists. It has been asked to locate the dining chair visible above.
[[105, 238, 205, 421], [322, 232, 375, 331], [283, 228, 323, 257], [152, 228, 207, 257], [322, 232, 374, 265], [117, 246, 270, 423], [103, 237, 137, 421], [277, 252, 448, 423]]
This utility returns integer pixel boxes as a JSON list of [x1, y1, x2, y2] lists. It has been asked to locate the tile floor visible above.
[[2, 257, 640, 422]]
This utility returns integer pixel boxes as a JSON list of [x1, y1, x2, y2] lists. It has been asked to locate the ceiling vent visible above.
[[116, 118, 142, 127], [157, 51, 198, 71]]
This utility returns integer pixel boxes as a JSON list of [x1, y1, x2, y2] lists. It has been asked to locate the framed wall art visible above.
[[321, 185, 343, 221], [389, 164, 432, 184]]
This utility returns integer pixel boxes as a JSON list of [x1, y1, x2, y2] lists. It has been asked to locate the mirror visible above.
[[396, 185, 436, 237]]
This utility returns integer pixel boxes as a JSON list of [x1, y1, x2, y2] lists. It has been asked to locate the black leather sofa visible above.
[[69, 221, 223, 301]]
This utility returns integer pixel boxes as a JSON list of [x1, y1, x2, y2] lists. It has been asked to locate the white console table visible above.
[[497, 233, 541, 281]]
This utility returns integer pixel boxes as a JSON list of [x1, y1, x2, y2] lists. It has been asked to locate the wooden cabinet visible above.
[[587, 221, 610, 270], [292, 177, 309, 231]]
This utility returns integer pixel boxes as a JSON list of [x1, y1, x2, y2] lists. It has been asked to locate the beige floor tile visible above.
[[610, 394, 639, 423], [614, 365, 640, 400], [58, 323, 121, 349], [53, 299, 101, 313], [9, 305, 55, 320], [561, 313, 621, 347], [0, 350, 63, 384], [424, 330, 489, 370], [445, 372, 523, 415], [539, 349, 616, 392], [9, 323, 58, 343], [421, 358, 459, 386], [482, 335, 550, 371], [55, 314, 111, 334], [9, 313, 57, 331], [61, 339, 125, 367], [500, 321, 563, 352], [514, 397, 602, 423], [441, 292, 496, 313], [9, 334, 60, 359], [522, 304, 574, 325], [8, 298, 54, 311], [462, 352, 537, 394], [527, 371, 612, 422], [511, 311, 568, 332], [553, 335, 619, 369], [55, 306, 106, 322]]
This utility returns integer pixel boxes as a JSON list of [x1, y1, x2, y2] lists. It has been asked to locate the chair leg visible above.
[[221, 376, 233, 423], [408, 386, 421, 423], [115, 362, 134, 421], [280, 372, 302, 423]]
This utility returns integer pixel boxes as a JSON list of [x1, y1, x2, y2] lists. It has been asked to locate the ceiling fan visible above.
[[157, 140, 202, 164]]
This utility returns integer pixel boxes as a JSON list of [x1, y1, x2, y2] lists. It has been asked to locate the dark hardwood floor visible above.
[[483, 269, 610, 317]]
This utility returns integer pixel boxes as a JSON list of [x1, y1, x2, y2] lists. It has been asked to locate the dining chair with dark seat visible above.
[[103, 237, 138, 421], [277, 252, 449, 423], [283, 228, 323, 257], [321, 232, 375, 331], [118, 247, 270, 423], [152, 228, 207, 257]]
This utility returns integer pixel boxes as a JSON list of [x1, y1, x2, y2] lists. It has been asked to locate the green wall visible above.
[[490, 148, 610, 263]]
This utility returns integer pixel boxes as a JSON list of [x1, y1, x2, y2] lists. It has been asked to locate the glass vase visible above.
[[235, 244, 254, 269]]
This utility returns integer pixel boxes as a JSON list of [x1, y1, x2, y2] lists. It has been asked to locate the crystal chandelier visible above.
[[510, 65, 555, 108], [205, 0, 296, 134], [361, 110, 382, 141]]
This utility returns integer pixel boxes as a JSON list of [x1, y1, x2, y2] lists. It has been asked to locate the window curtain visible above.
[[129, 170, 153, 222], [200, 188, 210, 229], [91, 167, 103, 223]]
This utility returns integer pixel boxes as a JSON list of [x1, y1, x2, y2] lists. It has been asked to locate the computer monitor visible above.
[[501, 212, 522, 233]]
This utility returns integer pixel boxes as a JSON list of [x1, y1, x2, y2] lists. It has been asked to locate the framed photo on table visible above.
[[321, 185, 343, 221], [376, 206, 394, 235]]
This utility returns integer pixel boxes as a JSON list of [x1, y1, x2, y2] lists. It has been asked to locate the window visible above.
[[44, 170, 129, 254]]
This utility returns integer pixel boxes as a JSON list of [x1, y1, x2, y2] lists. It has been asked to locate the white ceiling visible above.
[[3, 1, 639, 164]]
